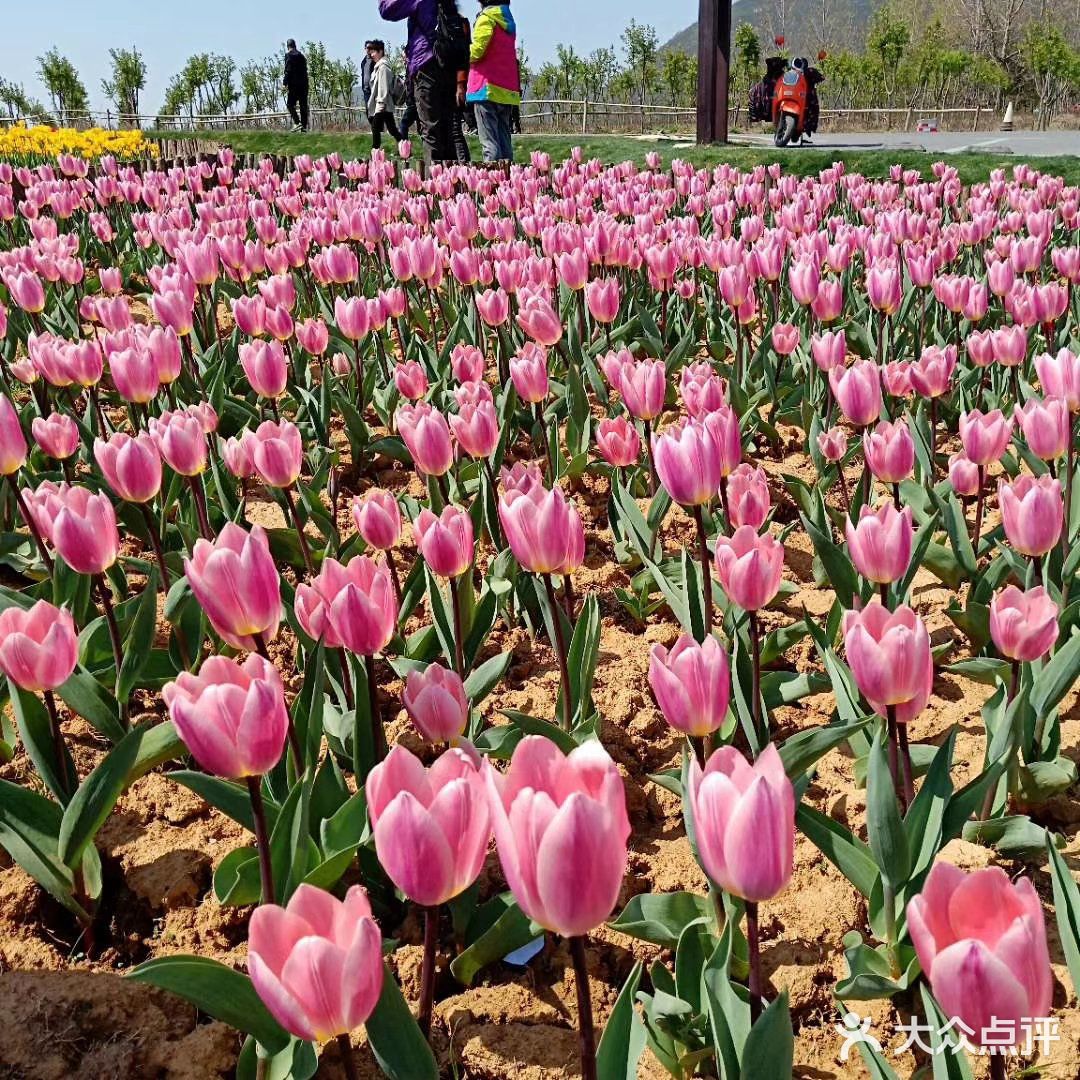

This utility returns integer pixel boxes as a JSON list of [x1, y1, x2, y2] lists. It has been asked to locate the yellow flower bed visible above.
[[0, 123, 150, 160]]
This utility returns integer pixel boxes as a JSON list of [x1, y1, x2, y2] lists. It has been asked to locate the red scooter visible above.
[[773, 65, 808, 147]]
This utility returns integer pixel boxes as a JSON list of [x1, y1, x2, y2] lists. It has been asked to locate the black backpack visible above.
[[433, 0, 469, 70]]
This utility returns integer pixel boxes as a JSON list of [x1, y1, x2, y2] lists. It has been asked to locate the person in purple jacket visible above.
[[378, 0, 459, 162]]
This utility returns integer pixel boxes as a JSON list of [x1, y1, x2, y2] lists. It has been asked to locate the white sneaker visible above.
[[291, 123, 301, 132]]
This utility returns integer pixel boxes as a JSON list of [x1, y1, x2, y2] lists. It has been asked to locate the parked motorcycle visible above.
[[773, 62, 809, 146]]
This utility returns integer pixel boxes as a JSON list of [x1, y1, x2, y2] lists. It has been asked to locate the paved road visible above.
[[730, 129, 1080, 157]]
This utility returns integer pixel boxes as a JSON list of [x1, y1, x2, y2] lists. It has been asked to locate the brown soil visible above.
[[0, 419, 1077, 1080]]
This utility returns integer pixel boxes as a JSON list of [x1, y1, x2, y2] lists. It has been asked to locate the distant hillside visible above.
[[662, 0, 882, 57]]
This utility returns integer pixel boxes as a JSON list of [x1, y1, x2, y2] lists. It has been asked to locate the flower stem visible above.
[[989, 1052, 1008, 1080], [282, 485, 315, 575], [245, 775, 275, 905], [569, 936, 597, 1080], [97, 576, 128, 729], [897, 720, 915, 811], [365, 654, 388, 762], [336, 1034, 359, 1080], [418, 905, 439, 1041], [972, 465, 986, 557], [254, 633, 303, 773], [749, 611, 763, 747], [188, 475, 213, 539], [338, 647, 355, 711], [449, 575, 466, 678], [14, 481, 53, 572], [746, 900, 763, 1024], [545, 574, 573, 731], [43, 689, 75, 798], [385, 549, 403, 618], [137, 501, 171, 591], [691, 503, 713, 637], [885, 704, 901, 805]]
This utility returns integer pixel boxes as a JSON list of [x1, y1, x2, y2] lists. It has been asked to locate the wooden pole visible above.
[[696, 0, 732, 144]]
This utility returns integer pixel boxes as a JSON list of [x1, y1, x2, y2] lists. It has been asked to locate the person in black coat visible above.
[[283, 39, 309, 132]]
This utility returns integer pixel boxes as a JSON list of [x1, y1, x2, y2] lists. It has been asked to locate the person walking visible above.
[[367, 40, 404, 150], [360, 41, 376, 105], [466, 1, 519, 162], [283, 39, 309, 132], [452, 13, 472, 162], [378, 0, 466, 162]]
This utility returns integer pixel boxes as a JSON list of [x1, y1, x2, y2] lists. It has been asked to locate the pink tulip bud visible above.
[[450, 398, 500, 459], [110, 345, 162, 404], [397, 402, 454, 477], [149, 411, 208, 477], [909, 344, 957, 399], [862, 419, 914, 485], [998, 474, 1064, 556], [248, 883, 383, 1042], [0, 396, 28, 475], [296, 317, 329, 356], [240, 339, 288, 399], [726, 463, 770, 529], [594, 416, 640, 468], [31, 413, 79, 460], [164, 653, 288, 778], [811, 329, 846, 372], [846, 502, 914, 584], [414, 506, 474, 578], [6, 270, 46, 313], [830, 361, 882, 428], [485, 737, 629, 937], [367, 745, 491, 905], [906, 862, 1051, 1048], [959, 409, 1014, 467], [714, 525, 784, 612], [475, 288, 509, 327], [232, 295, 267, 337], [352, 489, 402, 551], [816, 426, 848, 462], [150, 289, 194, 336], [842, 602, 933, 723], [948, 452, 980, 497], [679, 361, 727, 417], [585, 277, 620, 323], [393, 360, 429, 401], [450, 344, 486, 384], [557, 250, 590, 291], [90, 427, 159, 503], [0, 600, 78, 691], [648, 633, 730, 737], [989, 584, 1059, 663], [403, 664, 470, 742], [618, 357, 666, 421], [499, 481, 584, 576], [51, 486, 119, 575], [686, 742, 794, 901], [184, 523, 282, 651], [516, 295, 563, 347], [1013, 397, 1069, 461], [771, 322, 799, 356], [866, 261, 902, 314], [296, 555, 396, 653], [1035, 348, 1080, 411], [146, 326, 182, 384], [246, 420, 304, 488], [509, 345, 549, 403]]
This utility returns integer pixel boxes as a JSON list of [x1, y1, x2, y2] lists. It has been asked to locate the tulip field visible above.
[[0, 142, 1078, 1080]]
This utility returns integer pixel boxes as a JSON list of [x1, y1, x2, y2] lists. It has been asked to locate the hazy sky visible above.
[[6, 1, 696, 115]]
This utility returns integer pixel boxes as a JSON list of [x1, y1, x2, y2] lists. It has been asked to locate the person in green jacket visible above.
[[465, 1, 520, 161]]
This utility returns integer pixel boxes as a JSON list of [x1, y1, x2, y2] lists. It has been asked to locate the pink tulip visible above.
[[714, 526, 784, 612], [557, 250, 589, 291], [414, 506, 474, 578], [51, 486, 119, 575], [679, 362, 727, 417], [909, 345, 957, 399], [816, 426, 848, 462], [830, 361, 882, 427], [150, 289, 194, 336], [619, 357, 666, 421], [991, 325, 1028, 368], [146, 326, 182, 384], [403, 664, 470, 742], [449, 399, 499, 459], [509, 345, 549, 403], [393, 360, 428, 401], [94, 432, 162, 503], [30, 413, 78, 461], [475, 288, 509, 326], [247, 884, 383, 1042], [367, 745, 491, 905], [110, 345, 162, 404], [485, 737, 629, 937], [906, 862, 1051, 1048], [862, 419, 914, 484], [686, 743, 794, 902], [334, 295, 370, 340], [499, 481, 585, 576], [726, 463, 770, 529], [771, 322, 799, 356], [149, 411, 208, 477], [585, 277, 620, 323], [595, 416, 640, 468], [0, 600, 78, 691], [648, 633, 730, 737], [842, 602, 933, 722], [948, 452, 980, 497], [652, 418, 724, 506], [396, 403, 454, 477], [1035, 348, 1080, 411], [184, 524, 282, 651], [240, 339, 288, 399], [163, 654, 288, 778], [451, 344, 486, 384], [232, 295, 267, 337], [846, 502, 914, 585], [516, 295, 562, 346], [989, 584, 1059, 663], [998, 474, 1064, 556], [6, 270, 46, 313], [866, 261, 902, 314], [296, 555, 396, 654], [811, 330, 846, 372], [352, 490, 402, 551], [246, 420, 304, 488], [296, 317, 329, 356], [959, 409, 1013, 467], [1014, 397, 1070, 460]]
